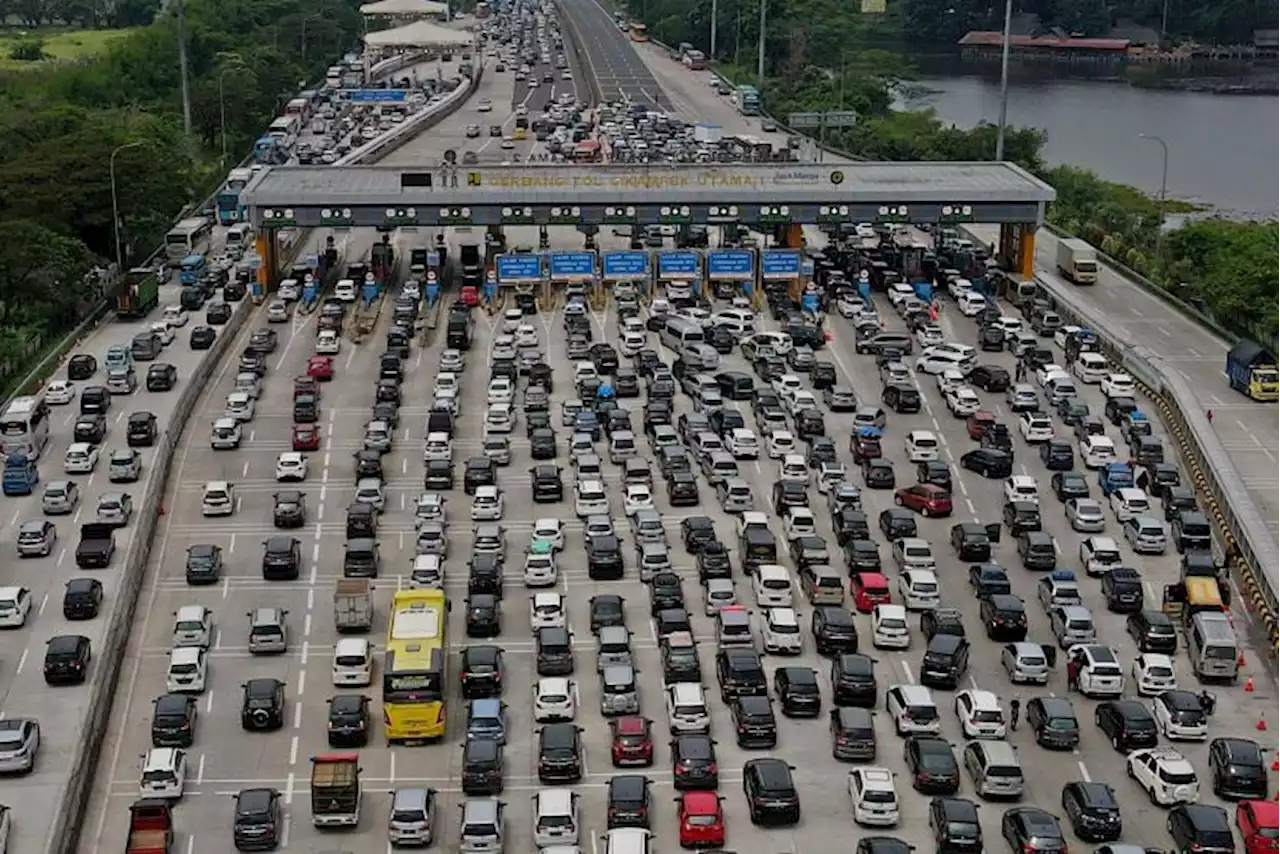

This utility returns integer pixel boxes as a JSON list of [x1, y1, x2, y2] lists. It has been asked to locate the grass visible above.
[[0, 27, 136, 71]]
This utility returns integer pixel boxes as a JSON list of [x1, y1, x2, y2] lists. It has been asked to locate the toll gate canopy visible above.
[[242, 162, 1056, 230]]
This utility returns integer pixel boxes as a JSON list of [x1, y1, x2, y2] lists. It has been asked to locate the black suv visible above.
[[146, 363, 177, 391], [980, 594, 1028, 641], [587, 535, 624, 580], [742, 758, 800, 826], [62, 577, 103, 620], [1167, 805, 1235, 854], [464, 457, 496, 494], [1095, 700, 1158, 751], [606, 774, 652, 828], [537, 723, 584, 783], [1208, 737, 1269, 799], [831, 653, 877, 707], [1061, 781, 1122, 842], [126, 411, 158, 446], [461, 738, 504, 795], [929, 796, 983, 854], [730, 695, 777, 748], [460, 645, 505, 699], [773, 666, 821, 717], [151, 693, 198, 747], [905, 735, 960, 794], [531, 464, 563, 502], [233, 788, 282, 851], [670, 734, 718, 790], [43, 634, 91, 685], [261, 536, 301, 580], [920, 634, 970, 689], [326, 694, 370, 747], [812, 606, 859, 656], [185, 543, 224, 584], [716, 647, 767, 701], [424, 459, 454, 490], [240, 678, 285, 731], [920, 608, 965, 640]]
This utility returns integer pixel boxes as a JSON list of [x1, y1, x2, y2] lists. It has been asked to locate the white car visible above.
[[771, 373, 803, 399], [64, 442, 99, 474], [956, 291, 988, 316], [915, 349, 965, 375], [623, 484, 655, 516], [1132, 653, 1177, 696], [224, 391, 255, 422], [533, 677, 577, 722], [915, 324, 945, 348], [728, 428, 759, 459], [1126, 747, 1199, 806], [711, 309, 755, 336], [514, 323, 539, 348], [1109, 487, 1149, 522], [138, 747, 187, 800], [954, 689, 1007, 739], [435, 372, 459, 396], [1101, 373, 1136, 398], [574, 480, 608, 517], [871, 604, 910, 650], [762, 607, 802, 654], [936, 369, 965, 393], [848, 767, 900, 827], [1080, 435, 1117, 469], [1006, 383, 1039, 411], [885, 684, 940, 735], [898, 569, 940, 610], [477, 98, 493, 111], [944, 386, 980, 417], [501, 308, 523, 333], [162, 305, 190, 327], [46, 380, 76, 405], [150, 322, 174, 345], [316, 330, 341, 354], [665, 682, 711, 734], [484, 403, 515, 433], [1003, 475, 1040, 504], [1153, 691, 1209, 740], [530, 592, 567, 630], [275, 452, 307, 481], [471, 485, 505, 521], [620, 331, 646, 357], [414, 492, 447, 527], [782, 507, 817, 541], [1018, 411, 1054, 443], [333, 279, 357, 302], [266, 300, 289, 323], [767, 430, 796, 459], [1035, 364, 1070, 387], [532, 518, 566, 552], [487, 377, 514, 405]]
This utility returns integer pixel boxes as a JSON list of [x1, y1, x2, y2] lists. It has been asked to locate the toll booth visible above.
[[494, 253, 540, 310], [656, 250, 701, 302], [547, 251, 599, 308], [706, 248, 756, 308], [760, 248, 803, 305], [601, 250, 652, 302]]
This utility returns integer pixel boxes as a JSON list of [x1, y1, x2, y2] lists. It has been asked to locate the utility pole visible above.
[[1139, 133, 1170, 261], [994, 0, 1013, 160], [709, 0, 717, 59], [755, 0, 766, 93], [176, 0, 193, 136], [110, 141, 146, 273]]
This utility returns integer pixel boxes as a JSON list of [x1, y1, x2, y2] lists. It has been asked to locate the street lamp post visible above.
[[756, 0, 766, 93], [110, 141, 145, 274], [218, 69, 230, 164], [994, 0, 1014, 161], [1139, 133, 1170, 262]]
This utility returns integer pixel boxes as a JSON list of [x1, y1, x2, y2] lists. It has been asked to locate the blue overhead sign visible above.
[[602, 251, 649, 279], [349, 89, 409, 103], [657, 250, 699, 280], [761, 249, 801, 279], [496, 253, 542, 282], [707, 249, 755, 279], [549, 251, 596, 280]]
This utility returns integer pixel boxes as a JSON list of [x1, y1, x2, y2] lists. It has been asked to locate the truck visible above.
[[1225, 340, 1279, 401], [115, 268, 160, 319], [1055, 237, 1099, 285], [459, 241, 483, 287], [311, 753, 362, 827], [370, 239, 396, 292], [125, 798, 174, 854], [694, 123, 722, 145], [334, 578, 373, 632]]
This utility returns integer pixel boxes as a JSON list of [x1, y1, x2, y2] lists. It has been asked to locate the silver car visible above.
[[41, 480, 79, 515], [415, 521, 448, 558], [96, 492, 134, 527], [0, 718, 39, 773], [440, 349, 465, 372], [1066, 498, 1106, 533], [1001, 641, 1049, 684]]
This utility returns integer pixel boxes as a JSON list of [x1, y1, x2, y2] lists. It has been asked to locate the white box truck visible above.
[[1056, 237, 1099, 284]]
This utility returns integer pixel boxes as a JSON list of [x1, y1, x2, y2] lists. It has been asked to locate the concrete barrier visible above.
[[341, 61, 484, 165]]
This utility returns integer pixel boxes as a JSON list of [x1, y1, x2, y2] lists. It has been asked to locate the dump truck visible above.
[[115, 268, 160, 319], [126, 799, 174, 854], [1055, 237, 1098, 285], [1225, 340, 1279, 401], [334, 578, 373, 633], [311, 753, 362, 827]]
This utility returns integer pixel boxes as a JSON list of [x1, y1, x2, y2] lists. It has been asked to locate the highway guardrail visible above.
[[45, 51, 486, 854], [1023, 268, 1279, 648]]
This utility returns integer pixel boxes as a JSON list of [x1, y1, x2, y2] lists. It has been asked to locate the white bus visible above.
[[0, 394, 51, 460], [165, 216, 213, 261], [660, 316, 705, 354]]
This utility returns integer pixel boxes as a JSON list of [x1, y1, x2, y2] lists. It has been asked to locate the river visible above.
[[896, 68, 1279, 219]]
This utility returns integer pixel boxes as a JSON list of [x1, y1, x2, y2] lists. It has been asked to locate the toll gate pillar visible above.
[[1017, 226, 1037, 279], [258, 232, 279, 290], [783, 224, 804, 249]]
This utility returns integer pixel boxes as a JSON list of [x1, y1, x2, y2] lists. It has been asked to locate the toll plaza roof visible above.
[[243, 162, 1056, 228]]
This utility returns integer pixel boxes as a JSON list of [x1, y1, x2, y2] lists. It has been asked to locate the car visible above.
[[1066, 498, 1106, 532], [848, 766, 900, 826], [64, 442, 100, 474], [1152, 689, 1209, 740], [1132, 653, 1177, 696], [1002, 807, 1067, 854], [534, 677, 577, 722], [944, 386, 980, 417], [45, 380, 76, 405], [1101, 373, 1135, 398], [1127, 747, 1200, 805], [954, 689, 1006, 739], [623, 484, 654, 516], [274, 452, 307, 482]]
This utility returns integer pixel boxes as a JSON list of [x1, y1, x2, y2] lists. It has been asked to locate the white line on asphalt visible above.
[[1077, 760, 1092, 782]]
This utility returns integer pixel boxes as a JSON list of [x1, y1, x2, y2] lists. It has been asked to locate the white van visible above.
[[166, 647, 208, 693], [172, 605, 213, 648], [532, 789, 580, 848], [1074, 352, 1109, 384], [332, 637, 373, 686], [753, 564, 793, 607], [904, 430, 939, 462]]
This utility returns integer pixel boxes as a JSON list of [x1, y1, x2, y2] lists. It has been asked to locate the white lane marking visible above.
[[14, 649, 27, 676], [1077, 760, 1092, 782], [900, 659, 915, 684], [197, 753, 206, 783], [289, 736, 299, 766]]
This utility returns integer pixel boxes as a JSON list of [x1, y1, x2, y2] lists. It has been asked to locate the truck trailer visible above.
[[1055, 237, 1098, 285], [115, 268, 160, 319], [311, 753, 362, 827]]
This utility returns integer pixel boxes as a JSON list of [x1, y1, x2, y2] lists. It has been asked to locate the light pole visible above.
[[218, 68, 230, 164], [1139, 133, 1170, 261], [994, 0, 1013, 160], [755, 0, 766, 93], [709, 0, 717, 59], [110, 141, 145, 273]]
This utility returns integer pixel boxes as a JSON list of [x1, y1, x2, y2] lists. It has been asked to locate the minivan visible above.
[[332, 637, 373, 686], [963, 740, 1024, 799], [247, 607, 288, 654], [388, 787, 437, 847], [459, 797, 505, 853]]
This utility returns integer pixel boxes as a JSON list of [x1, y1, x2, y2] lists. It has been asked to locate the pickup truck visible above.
[[311, 753, 362, 827], [126, 798, 174, 854], [334, 578, 373, 633], [76, 522, 117, 568]]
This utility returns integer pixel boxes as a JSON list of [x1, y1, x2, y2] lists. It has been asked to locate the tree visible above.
[[0, 219, 101, 330]]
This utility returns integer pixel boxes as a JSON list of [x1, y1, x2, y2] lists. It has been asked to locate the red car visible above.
[[967, 410, 997, 440], [1238, 800, 1278, 854], [307, 355, 334, 380], [292, 424, 320, 451], [677, 790, 725, 848], [851, 434, 881, 464], [293, 376, 320, 400], [460, 285, 479, 307], [851, 572, 891, 613], [895, 483, 953, 517], [609, 715, 654, 767]]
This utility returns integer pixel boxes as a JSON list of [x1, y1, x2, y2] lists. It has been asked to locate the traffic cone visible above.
[[1271, 758, 1277, 771], [158, 503, 166, 517], [1238, 652, 1247, 668], [1256, 714, 1267, 732], [1246, 676, 1256, 692]]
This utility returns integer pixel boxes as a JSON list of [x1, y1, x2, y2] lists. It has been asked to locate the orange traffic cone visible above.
[[1238, 652, 1247, 668], [1271, 758, 1278, 771], [1245, 676, 1256, 692], [1256, 714, 1267, 732]]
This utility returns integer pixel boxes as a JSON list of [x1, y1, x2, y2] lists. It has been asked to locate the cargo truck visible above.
[[1055, 237, 1099, 285], [311, 753, 362, 827], [459, 242, 483, 287], [334, 578, 373, 632], [125, 799, 174, 854], [1225, 340, 1279, 401], [115, 268, 160, 319]]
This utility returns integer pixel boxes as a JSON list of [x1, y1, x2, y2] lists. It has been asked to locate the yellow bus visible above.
[[383, 589, 448, 743], [629, 23, 648, 42]]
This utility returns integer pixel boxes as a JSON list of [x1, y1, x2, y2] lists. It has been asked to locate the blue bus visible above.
[[216, 167, 255, 225]]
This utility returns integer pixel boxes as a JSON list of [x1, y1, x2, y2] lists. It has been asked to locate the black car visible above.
[[460, 645, 505, 699], [43, 634, 91, 685], [463, 457, 496, 494], [1027, 696, 1080, 750], [606, 774, 651, 828], [465, 593, 500, 637], [742, 757, 800, 826], [423, 459, 454, 490], [537, 723, 584, 783], [1102, 566, 1145, 612], [73, 413, 107, 444], [716, 647, 767, 701], [1105, 395, 1139, 425], [587, 534, 624, 580], [968, 365, 1011, 392], [773, 666, 821, 717], [206, 302, 233, 324], [960, 449, 1012, 478], [1039, 438, 1074, 470], [1126, 610, 1178, 653], [62, 577, 103, 619], [882, 383, 921, 413], [272, 490, 306, 528], [950, 523, 992, 561], [918, 460, 952, 488], [1051, 471, 1091, 501], [1167, 805, 1235, 854], [812, 606, 859, 656], [968, 564, 1011, 597], [146, 363, 177, 391], [1003, 500, 1042, 535], [696, 542, 731, 580], [1095, 699, 1158, 751], [920, 633, 969, 689], [978, 324, 1005, 351], [185, 543, 223, 584], [1061, 781, 1122, 842], [353, 449, 383, 479], [247, 328, 277, 354], [67, 353, 97, 380], [1002, 808, 1068, 854], [980, 594, 1028, 641], [648, 572, 684, 613], [240, 678, 285, 730], [827, 653, 875, 707], [667, 470, 699, 505], [931, 796, 983, 854], [905, 735, 960, 794], [589, 594, 626, 633], [1208, 736, 1269, 799], [730, 695, 778, 748], [151, 693, 198, 747], [461, 737, 504, 795], [879, 507, 917, 540], [861, 458, 895, 489], [921, 608, 965, 640], [326, 694, 371, 747], [670, 733, 719, 789], [233, 788, 282, 851], [680, 516, 717, 553], [189, 325, 217, 349], [261, 536, 300, 580]]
